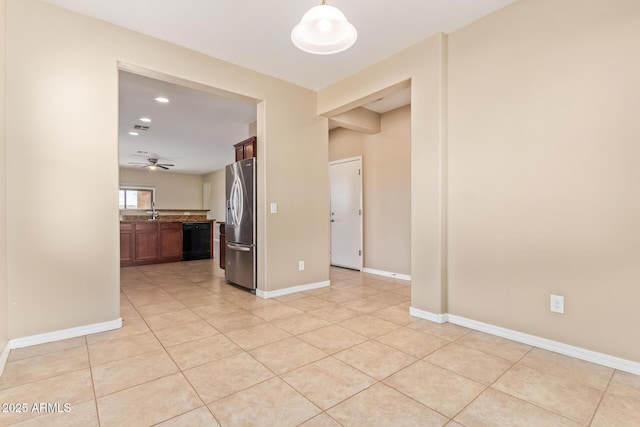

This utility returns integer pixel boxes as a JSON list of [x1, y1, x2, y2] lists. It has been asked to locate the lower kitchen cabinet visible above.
[[159, 222, 182, 261], [134, 222, 159, 262], [120, 223, 134, 263], [121, 221, 188, 267]]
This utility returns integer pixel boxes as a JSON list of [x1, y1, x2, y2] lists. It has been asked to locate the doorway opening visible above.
[[116, 65, 260, 282], [327, 83, 412, 283]]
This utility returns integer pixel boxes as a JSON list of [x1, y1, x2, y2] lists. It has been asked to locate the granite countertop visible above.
[[120, 215, 214, 223], [120, 208, 213, 223], [120, 217, 215, 223]]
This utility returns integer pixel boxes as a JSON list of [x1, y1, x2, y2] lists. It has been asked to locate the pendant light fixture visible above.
[[291, 0, 357, 55]]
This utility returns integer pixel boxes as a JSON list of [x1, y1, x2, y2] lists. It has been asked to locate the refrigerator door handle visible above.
[[230, 177, 243, 227], [227, 243, 252, 252]]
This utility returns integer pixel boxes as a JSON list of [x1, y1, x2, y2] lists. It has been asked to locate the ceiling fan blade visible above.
[[158, 163, 174, 167], [128, 162, 147, 165], [157, 165, 169, 170]]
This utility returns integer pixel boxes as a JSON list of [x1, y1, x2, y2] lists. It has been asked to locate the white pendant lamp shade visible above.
[[291, 2, 357, 55]]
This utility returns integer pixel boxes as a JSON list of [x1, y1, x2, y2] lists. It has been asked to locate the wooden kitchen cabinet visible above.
[[119, 223, 134, 264], [134, 222, 158, 262], [159, 222, 183, 262], [234, 136, 256, 161], [120, 220, 218, 267], [120, 221, 187, 267]]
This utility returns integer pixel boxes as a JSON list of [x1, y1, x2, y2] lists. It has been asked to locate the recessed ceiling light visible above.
[[139, 117, 151, 122], [154, 97, 169, 103], [128, 131, 139, 136]]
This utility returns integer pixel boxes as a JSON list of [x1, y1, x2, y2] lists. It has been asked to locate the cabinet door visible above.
[[233, 137, 256, 161], [159, 222, 182, 261], [120, 223, 134, 265], [134, 222, 158, 262], [243, 138, 256, 158], [235, 144, 244, 162]]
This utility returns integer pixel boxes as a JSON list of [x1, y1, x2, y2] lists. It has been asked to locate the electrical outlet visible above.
[[550, 294, 564, 314], [298, 260, 305, 271], [270, 203, 277, 214]]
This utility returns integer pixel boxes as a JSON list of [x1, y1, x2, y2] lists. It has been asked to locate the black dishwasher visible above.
[[182, 222, 211, 261]]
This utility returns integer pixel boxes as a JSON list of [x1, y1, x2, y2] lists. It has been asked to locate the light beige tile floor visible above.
[[0, 261, 638, 426]]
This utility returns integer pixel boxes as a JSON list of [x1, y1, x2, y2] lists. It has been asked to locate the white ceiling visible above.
[[43, 0, 517, 91], [119, 71, 256, 175], [46, 0, 518, 174]]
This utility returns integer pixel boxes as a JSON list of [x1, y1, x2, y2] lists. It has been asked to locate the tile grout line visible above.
[[85, 335, 103, 427], [470, 345, 590, 426], [443, 344, 527, 423], [128, 266, 229, 425], [138, 271, 293, 424], [0, 364, 93, 398], [512, 346, 612, 424], [587, 368, 617, 426]]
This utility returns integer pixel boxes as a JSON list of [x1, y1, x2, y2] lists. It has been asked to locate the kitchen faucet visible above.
[[151, 201, 159, 220]]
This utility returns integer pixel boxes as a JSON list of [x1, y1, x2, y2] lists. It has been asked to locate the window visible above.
[[119, 187, 154, 209]]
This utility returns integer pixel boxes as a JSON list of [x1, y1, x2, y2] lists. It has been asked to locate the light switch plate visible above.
[[270, 203, 277, 214], [550, 294, 564, 314]]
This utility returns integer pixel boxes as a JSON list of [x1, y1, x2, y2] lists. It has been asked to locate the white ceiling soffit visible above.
[[43, 0, 518, 91], [119, 71, 256, 175], [363, 87, 412, 114]]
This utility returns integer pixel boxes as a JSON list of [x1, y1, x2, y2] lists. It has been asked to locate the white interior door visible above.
[[330, 157, 362, 270]]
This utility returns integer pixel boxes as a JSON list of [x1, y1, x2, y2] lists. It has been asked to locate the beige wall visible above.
[[329, 106, 411, 275], [0, 0, 8, 353], [119, 168, 204, 210], [320, 35, 448, 314], [320, 0, 640, 363], [329, 128, 365, 160], [6, 0, 327, 339], [202, 169, 226, 222], [447, 0, 640, 361]]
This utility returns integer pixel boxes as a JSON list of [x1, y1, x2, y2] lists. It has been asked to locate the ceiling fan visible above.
[[128, 157, 175, 170]]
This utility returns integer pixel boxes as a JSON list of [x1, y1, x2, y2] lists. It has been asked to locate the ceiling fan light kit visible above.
[[291, 0, 357, 55], [129, 157, 174, 171]]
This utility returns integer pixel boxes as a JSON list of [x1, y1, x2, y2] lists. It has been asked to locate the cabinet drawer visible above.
[[160, 222, 182, 231], [135, 222, 158, 232]]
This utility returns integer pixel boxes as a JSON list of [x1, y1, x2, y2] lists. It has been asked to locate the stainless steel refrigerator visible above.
[[225, 158, 256, 290]]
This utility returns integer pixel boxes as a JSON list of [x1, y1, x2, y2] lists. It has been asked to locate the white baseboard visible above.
[[257, 280, 330, 299], [409, 307, 448, 324], [0, 342, 10, 377], [409, 307, 640, 375], [362, 268, 411, 281], [9, 318, 123, 350]]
